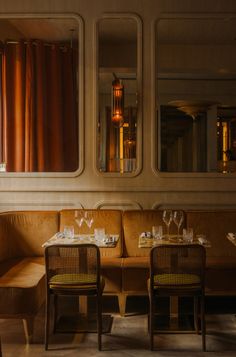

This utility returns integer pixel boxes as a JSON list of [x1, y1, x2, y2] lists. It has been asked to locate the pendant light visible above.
[[111, 73, 124, 127]]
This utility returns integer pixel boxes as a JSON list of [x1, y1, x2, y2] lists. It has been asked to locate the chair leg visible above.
[[194, 296, 199, 334], [118, 294, 127, 317], [53, 294, 58, 333], [149, 293, 154, 351], [201, 294, 206, 352], [22, 316, 34, 344], [97, 293, 102, 351], [45, 292, 50, 351]]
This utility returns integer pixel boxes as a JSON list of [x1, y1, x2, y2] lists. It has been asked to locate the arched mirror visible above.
[[97, 14, 142, 174], [0, 15, 83, 174], [156, 17, 236, 173]]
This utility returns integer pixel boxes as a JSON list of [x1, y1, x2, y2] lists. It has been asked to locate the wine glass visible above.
[[162, 210, 173, 238], [75, 210, 94, 229], [84, 211, 94, 228], [173, 210, 184, 240], [75, 210, 84, 228]]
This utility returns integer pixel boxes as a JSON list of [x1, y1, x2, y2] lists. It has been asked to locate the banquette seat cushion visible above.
[[0, 211, 59, 341], [0, 257, 45, 315]]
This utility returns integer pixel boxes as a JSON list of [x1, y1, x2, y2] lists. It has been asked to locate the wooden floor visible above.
[[0, 296, 236, 356]]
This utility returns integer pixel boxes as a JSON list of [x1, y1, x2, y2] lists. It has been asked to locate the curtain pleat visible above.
[[35, 41, 47, 171], [62, 47, 78, 171], [25, 41, 33, 171], [46, 44, 64, 171], [1, 40, 78, 172], [3, 42, 26, 172]]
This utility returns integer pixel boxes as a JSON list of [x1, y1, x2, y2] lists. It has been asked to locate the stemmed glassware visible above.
[[75, 210, 94, 229], [173, 210, 184, 240], [84, 211, 94, 228], [162, 210, 173, 238], [75, 210, 84, 228]]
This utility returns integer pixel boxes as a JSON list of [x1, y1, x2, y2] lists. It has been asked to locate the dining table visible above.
[[42, 232, 119, 248], [138, 234, 211, 248]]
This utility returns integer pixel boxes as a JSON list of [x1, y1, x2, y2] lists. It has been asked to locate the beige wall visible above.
[[0, 0, 236, 211]]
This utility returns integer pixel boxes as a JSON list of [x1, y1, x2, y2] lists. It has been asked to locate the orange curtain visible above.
[[1, 40, 78, 172]]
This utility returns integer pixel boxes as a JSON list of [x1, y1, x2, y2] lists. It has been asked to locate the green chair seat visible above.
[[154, 273, 200, 286], [49, 273, 97, 288]]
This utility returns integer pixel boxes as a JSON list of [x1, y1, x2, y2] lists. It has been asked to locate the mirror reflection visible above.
[[157, 18, 236, 173], [97, 18, 138, 173], [0, 17, 79, 172]]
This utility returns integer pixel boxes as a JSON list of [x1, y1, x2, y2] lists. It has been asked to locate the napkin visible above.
[[103, 236, 115, 243], [140, 232, 152, 238], [56, 232, 65, 238], [198, 236, 208, 245]]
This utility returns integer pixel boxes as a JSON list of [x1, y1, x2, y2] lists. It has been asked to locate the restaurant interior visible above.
[[0, 0, 236, 356]]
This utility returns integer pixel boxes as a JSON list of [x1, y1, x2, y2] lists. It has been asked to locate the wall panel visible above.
[[0, 0, 235, 210]]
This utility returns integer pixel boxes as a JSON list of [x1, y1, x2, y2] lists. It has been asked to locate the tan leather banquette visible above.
[[0, 211, 59, 343], [0, 208, 236, 342], [0, 209, 123, 343]]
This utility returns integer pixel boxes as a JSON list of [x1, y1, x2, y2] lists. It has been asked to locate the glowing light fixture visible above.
[[112, 73, 124, 127]]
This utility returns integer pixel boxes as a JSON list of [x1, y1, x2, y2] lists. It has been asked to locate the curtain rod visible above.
[[5, 40, 69, 46], [0, 40, 77, 50]]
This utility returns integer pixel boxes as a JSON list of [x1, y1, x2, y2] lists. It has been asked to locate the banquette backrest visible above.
[[122, 210, 187, 257], [60, 209, 123, 258], [1, 209, 236, 263], [186, 210, 236, 261], [0, 211, 59, 260]]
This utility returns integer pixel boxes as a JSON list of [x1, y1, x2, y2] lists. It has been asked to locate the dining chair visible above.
[[148, 244, 206, 351], [44, 243, 104, 351]]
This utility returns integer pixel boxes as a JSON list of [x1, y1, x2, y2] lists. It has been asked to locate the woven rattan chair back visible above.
[[149, 244, 206, 351], [45, 244, 100, 288], [44, 244, 103, 351], [150, 244, 205, 291]]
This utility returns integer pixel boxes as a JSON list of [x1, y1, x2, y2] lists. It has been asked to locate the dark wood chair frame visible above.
[[44, 243, 103, 351], [149, 244, 206, 351]]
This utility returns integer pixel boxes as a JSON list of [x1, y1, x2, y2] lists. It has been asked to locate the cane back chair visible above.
[[44, 244, 104, 350], [148, 244, 206, 351]]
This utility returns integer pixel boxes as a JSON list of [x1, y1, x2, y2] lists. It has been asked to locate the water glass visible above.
[[84, 211, 94, 228], [152, 225, 163, 241], [63, 225, 74, 239], [183, 228, 193, 243], [94, 228, 105, 241]]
